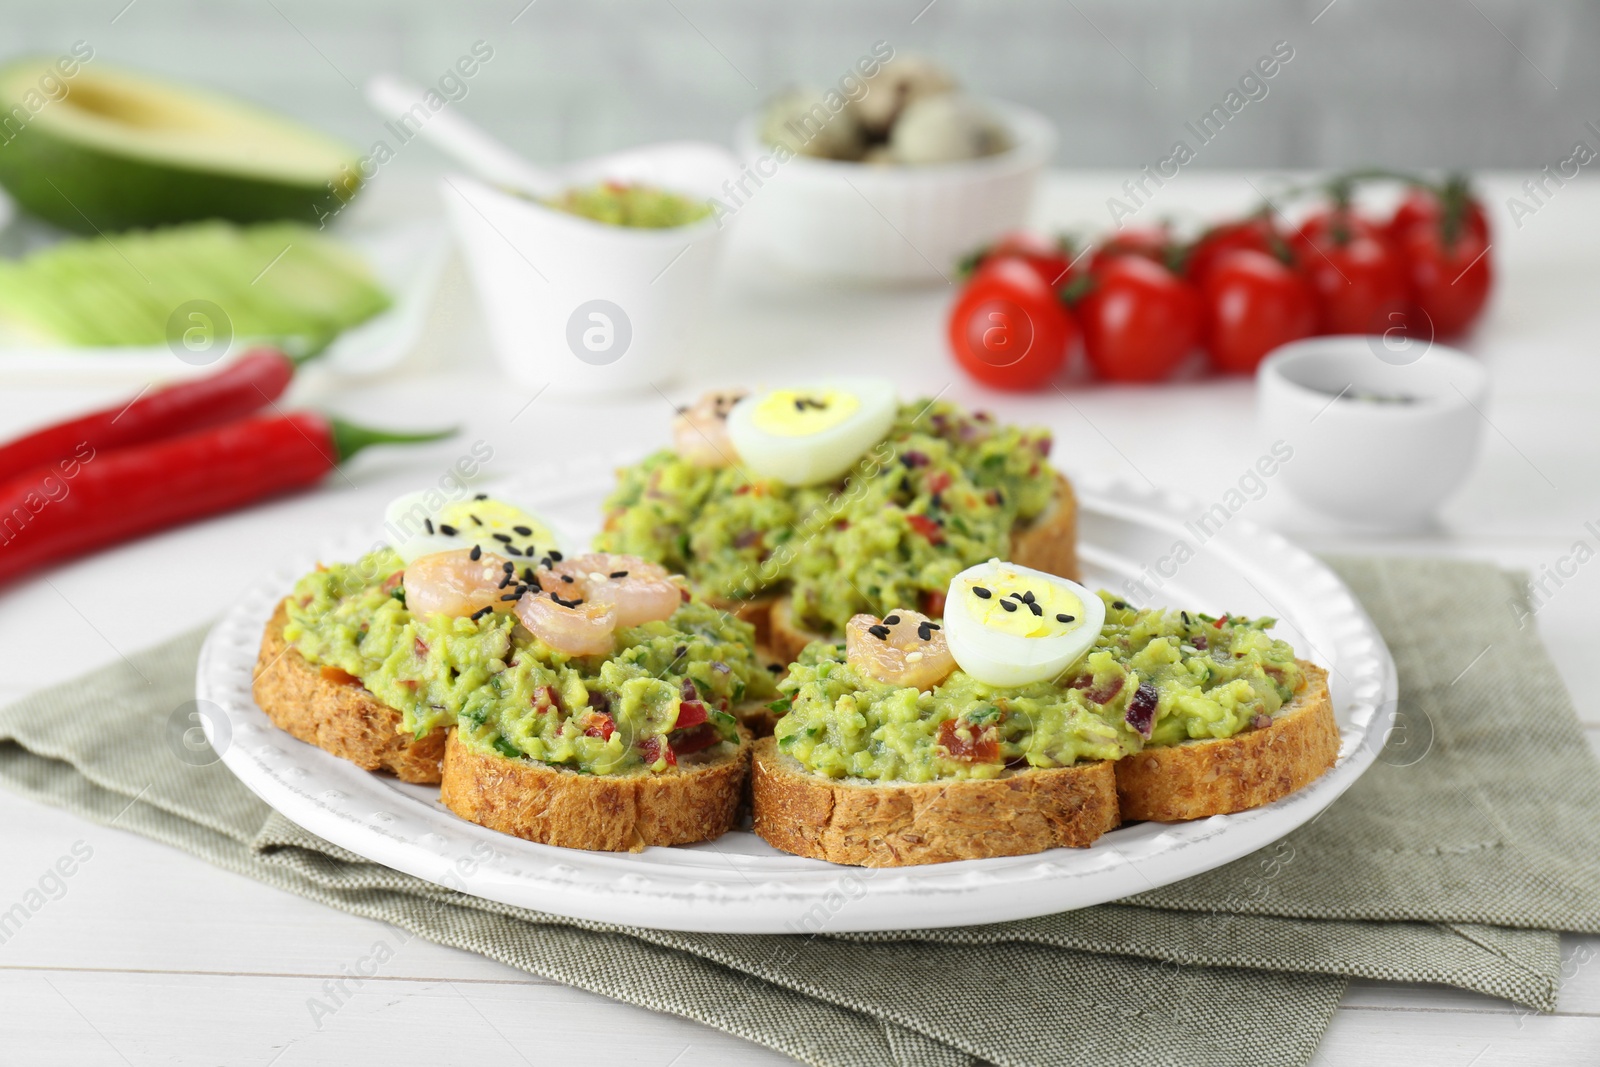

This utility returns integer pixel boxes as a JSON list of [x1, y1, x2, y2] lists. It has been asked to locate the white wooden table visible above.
[[1, 172, 1596, 1065]]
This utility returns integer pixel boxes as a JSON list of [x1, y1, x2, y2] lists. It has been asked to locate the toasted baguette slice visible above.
[[440, 727, 751, 852], [253, 601, 445, 784], [751, 737, 1119, 866], [1115, 662, 1338, 822], [764, 471, 1082, 664]]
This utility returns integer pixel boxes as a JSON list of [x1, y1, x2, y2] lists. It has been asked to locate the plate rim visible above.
[[196, 465, 1397, 933]]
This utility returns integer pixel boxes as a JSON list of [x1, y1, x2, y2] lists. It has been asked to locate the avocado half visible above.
[[0, 60, 362, 232]]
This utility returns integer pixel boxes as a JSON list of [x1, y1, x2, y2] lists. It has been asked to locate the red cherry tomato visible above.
[[1293, 208, 1408, 335], [1183, 215, 1281, 286], [1386, 185, 1490, 246], [964, 231, 1077, 288], [1200, 249, 1317, 374], [1076, 256, 1201, 383], [1396, 223, 1493, 339], [1090, 226, 1172, 273], [947, 257, 1075, 390]]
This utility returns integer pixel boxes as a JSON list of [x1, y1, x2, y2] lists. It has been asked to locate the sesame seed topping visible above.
[[972, 586, 992, 599], [523, 567, 536, 583], [470, 515, 483, 526], [916, 622, 933, 640], [766, 663, 783, 673], [503, 561, 515, 572], [868, 624, 890, 640], [560, 574, 575, 583], [1000, 600, 1018, 612], [906, 651, 924, 662], [492, 533, 512, 543], [883, 614, 901, 626], [513, 525, 532, 536], [505, 545, 523, 556], [474, 493, 488, 500], [498, 575, 512, 589], [470, 606, 493, 620], [499, 593, 520, 602], [609, 570, 629, 579], [1113, 600, 1127, 610], [1028, 602, 1042, 616], [469, 545, 482, 561], [1056, 614, 1075, 623], [588, 571, 607, 582], [423, 518, 434, 535], [439, 524, 458, 536], [549, 550, 564, 561], [1021, 590, 1036, 603]]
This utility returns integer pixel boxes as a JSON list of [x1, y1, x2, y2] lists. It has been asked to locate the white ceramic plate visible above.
[[197, 458, 1396, 933], [0, 219, 447, 385]]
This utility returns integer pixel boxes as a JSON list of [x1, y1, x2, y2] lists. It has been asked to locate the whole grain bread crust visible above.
[[1114, 662, 1339, 822], [750, 737, 1120, 866], [762, 471, 1081, 667], [439, 727, 751, 852], [253, 601, 445, 784]]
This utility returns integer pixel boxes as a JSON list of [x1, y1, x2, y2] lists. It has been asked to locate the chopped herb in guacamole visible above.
[[541, 181, 713, 229], [597, 400, 1057, 634], [283, 549, 774, 775], [772, 594, 1304, 782]]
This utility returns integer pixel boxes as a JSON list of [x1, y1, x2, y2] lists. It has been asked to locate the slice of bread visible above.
[[750, 737, 1120, 866], [439, 726, 752, 852], [1114, 662, 1339, 822], [253, 600, 446, 784], [764, 471, 1082, 664]]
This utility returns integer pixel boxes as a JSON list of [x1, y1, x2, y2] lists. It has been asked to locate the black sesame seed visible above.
[[503, 561, 515, 572], [505, 545, 523, 557], [497, 575, 512, 589], [766, 663, 783, 673], [439, 524, 458, 536], [514, 584, 529, 596], [973, 586, 992, 599], [474, 493, 488, 500], [1022, 590, 1036, 603], [1000, 600, 1018, 612], [470, 606, 493, 620], [423, 518, 434, 535], [1028, 602, 1042, 616], [868, 624, 891, 640], [523, 567, 536, 583], [917, 622, 932, 640], [469, 545, 482, 561], [609, 570, 629, 579], [883, 614, 901, 626], [926, 622, 940, 630], [561, 574, 575, 583], [1181, 611, 1191, 625], [513, 525, 532, 536], [1113, 600, 1127, 610], [470, 515, 483, 526], [1056, 613, 1076, 623], [499, 593, 520, 602], [549, 550, 564, 561], [492, 533, 512, 543], [540, 556, 554, 569]]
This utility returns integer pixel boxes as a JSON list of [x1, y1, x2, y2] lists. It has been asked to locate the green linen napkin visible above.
[[2, 557, 1597, 1067]]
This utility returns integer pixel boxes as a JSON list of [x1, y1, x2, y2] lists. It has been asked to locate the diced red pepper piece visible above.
[[531, 685, 560, 713], [414, 637, 429, 658], [675, 699, 708, 730], [668, 724, 720, 758], [937, 719, 1000, 762], [641, 734, 678, 767], [906, 514, 945, 545], [921, 589, 947, 619], [382, 571, 405, 593], [583, 713, 615, 740], [928, 471, 952, 495]]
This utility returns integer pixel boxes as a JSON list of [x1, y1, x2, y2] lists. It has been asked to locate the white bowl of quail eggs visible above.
[[730, 54, 1056, 284]]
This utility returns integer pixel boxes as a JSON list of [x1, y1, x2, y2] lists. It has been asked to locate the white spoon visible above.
[[364, 74, 561, 198]]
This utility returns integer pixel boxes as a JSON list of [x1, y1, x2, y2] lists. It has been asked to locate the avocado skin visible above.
[[0, 125, 358, 233]]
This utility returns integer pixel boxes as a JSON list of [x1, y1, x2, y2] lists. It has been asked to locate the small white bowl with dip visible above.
[[1257, 336, 1489, 528], [442, 141, 738, 395]]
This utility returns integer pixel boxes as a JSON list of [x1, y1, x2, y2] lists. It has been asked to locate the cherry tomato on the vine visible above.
[[1395, 223, 1493, 339], [1183, 214, 1282, 287], [947, 257, 1076, 390], [1076, 256, 1201, 382], [1090, 226, 1173, 274], [1293, 207, 1408, 335], [1200, 249, 1317, 374], [962, 231, 1078, 288], [1386, 184, 1490, 247]]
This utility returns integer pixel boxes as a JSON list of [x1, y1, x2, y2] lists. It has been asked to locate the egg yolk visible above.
[[749, 389, 861, 437], [436, 499, 554, 554], [960, 568, 1086, 639]]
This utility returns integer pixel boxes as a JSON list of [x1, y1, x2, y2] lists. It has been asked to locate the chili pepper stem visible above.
[[329, 418, 457, 463]]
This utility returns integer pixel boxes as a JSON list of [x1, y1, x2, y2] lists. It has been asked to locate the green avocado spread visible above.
[[282, 549, 775, 775], [542, 182, 713, 229], [597, 400, 1057, 635], [771, 594, 1305, 783]]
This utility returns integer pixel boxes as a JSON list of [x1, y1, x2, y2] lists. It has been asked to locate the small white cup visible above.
[[442, 142, 738, 395], [1257, 336, 1489, 528]]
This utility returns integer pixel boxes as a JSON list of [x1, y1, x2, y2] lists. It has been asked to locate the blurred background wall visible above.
[[2, 0, 1594, 171]]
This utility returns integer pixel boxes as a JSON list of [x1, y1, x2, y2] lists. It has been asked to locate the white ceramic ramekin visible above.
[[728, 100, 1056, 284], [442, 141, 738, 395], [1257, 337, 1490, 528]]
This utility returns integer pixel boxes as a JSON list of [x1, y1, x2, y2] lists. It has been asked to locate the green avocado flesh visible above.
[[0, 220, 390, 349], [597, 400, 1058, 635], [772, 596, 1305, 782], [283, 550, 777, 776], [539, 182, 713, 229], [0, 60, 359, 232]]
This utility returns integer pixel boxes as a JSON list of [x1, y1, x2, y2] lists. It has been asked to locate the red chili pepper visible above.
[[0, 411, 452, 586], [0, 348, 296, 486], [675, 699, 709, 730]]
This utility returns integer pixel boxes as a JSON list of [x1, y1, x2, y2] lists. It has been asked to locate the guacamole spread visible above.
[[597, 401, 1057, 634], [283, 549, 775, 775], [771, 594, 1304, 782], [543, 182, 713, 228]]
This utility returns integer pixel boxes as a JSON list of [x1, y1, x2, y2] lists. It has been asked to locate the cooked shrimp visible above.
[[846, 608, 957, 690], [673, 388, 746, 467], [515, 589, 617, 656], [403, 549, 518, 618], [542, 552, 681, 628]]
